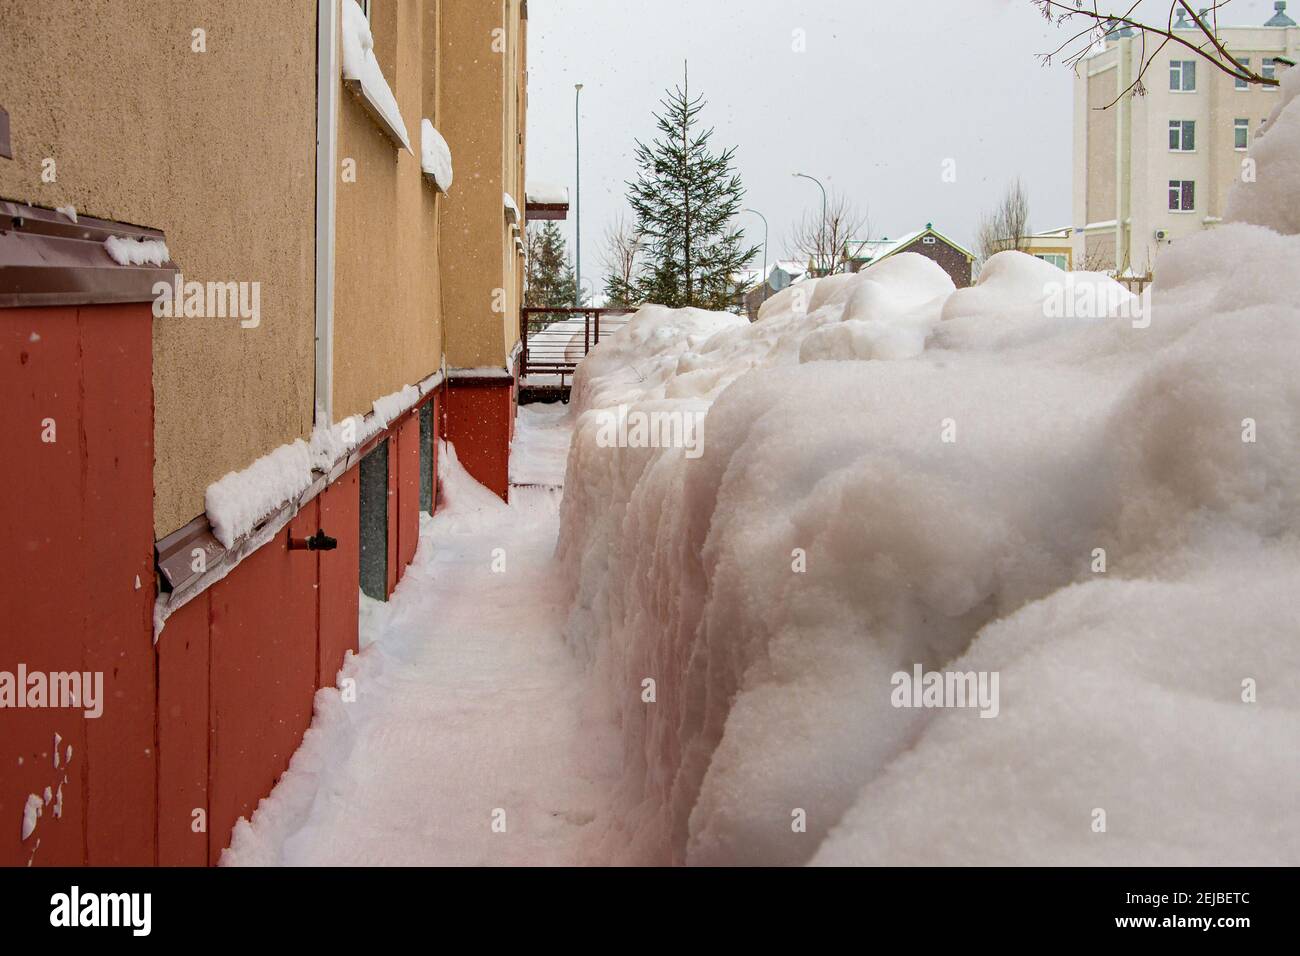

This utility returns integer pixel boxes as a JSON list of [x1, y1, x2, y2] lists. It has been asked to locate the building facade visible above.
[[1073, 5, 1298, 275], [0, 0, 529, 866]]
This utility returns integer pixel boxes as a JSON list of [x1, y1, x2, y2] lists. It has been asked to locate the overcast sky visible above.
[[526, 0, 1283, 291]]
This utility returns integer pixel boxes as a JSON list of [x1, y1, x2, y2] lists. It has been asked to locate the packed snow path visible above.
[[223, 405, 621, 866]]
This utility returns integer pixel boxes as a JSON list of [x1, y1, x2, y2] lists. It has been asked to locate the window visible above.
[[1035, 253, 1068, 270], [1235, 58, 1251, 89], [1235, 118, 1250, 150], [359, 440, 389, 601], [1169, 180, 1195, 212], [418, 402, 435, 515], [922, 236, 937, 245], [1263, 58, 1278, 85], [1170, 59, 1197, 92], [1168, 120, 1195, 151]]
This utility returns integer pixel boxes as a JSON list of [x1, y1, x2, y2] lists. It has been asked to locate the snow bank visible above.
[[103, 236, 170, 267], [557, 101, 1300, 865], [341, 0, 410, 151], [420, 119, 453, 191], [1224, 64, 1300, 236]]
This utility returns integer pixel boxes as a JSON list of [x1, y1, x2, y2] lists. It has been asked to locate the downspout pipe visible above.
[[314, 0, 341, 425]]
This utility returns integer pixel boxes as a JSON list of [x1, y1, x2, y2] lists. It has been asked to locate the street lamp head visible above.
[[576, 83, 584, 91]]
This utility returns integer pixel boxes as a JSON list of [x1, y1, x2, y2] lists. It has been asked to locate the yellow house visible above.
[[1021, 227, 1075, 270]]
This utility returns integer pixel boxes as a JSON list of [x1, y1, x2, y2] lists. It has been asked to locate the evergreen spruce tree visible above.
[[626, 68, 758, 310], [525, 221, 581, 308], [603, 271, 637, 308]]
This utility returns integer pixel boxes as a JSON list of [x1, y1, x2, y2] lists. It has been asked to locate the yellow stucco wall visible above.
[[332, 0, 445, 419], [438, 0, 523, 370], [0, 0, 318, 538]]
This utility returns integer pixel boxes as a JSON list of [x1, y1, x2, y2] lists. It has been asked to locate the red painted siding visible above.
[[206, 504, 320, 865], [444, 383, 514, 502], [386, 439, 400, 598], [318, 466, 360, 689], [4, 301, 444, 865], [0, 304, 154, 868], [396, 412, 421, 575], [157, 591, 210, 867]]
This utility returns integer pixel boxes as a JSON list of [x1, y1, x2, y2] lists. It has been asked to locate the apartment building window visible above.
[[1235, 58, 1251, 90], [1235, 118, 1250, 150], [1168, 120, 1195, 151], [1169, 180, 1196, 212], [1170, 59, 1197, 92], [1263, 58, 1278, 85]]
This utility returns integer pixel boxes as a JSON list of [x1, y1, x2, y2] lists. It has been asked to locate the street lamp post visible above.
[[575, 83, 584, 308], [793, 172, 829, 275], [743, 208, 769, 309]]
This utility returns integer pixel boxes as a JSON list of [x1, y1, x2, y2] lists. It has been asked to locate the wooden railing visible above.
[[520, 307, 634, 391]]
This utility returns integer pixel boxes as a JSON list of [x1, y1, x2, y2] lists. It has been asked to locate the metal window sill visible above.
[[343, 77, 413, 155]]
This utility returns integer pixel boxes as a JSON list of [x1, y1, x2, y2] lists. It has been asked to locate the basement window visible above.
[[359, 440, 389, 601], [419, 402, 435, 514]]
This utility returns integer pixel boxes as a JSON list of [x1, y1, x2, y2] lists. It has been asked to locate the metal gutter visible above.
[[314, 0, 341, 426]]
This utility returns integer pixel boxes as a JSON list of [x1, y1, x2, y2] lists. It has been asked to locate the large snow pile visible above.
[[557, 72, 1300, 866]]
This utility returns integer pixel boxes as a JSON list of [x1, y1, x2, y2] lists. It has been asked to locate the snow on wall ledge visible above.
[[420, 119, 453, 191], [341, 0, 409, 151], [557, 75, 1300, 866], [205, 384, 422, 550]]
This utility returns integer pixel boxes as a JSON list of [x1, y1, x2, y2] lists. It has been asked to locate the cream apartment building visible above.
[[1073, 4, 1298, 275]]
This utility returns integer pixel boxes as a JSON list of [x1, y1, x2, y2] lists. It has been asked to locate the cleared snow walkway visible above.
[[223, 404, 620, 866]]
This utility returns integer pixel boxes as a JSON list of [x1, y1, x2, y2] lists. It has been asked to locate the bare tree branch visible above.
[[1034, 0, 1279, 111], [599, 213, 642, 305], [976, 178, 1031, 265], [786, 192, 869, 276]]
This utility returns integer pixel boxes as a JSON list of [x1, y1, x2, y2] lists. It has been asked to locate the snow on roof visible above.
[[847, 225, 974, 264], [526, 181, 569, 206], [341, 0, 410, 152], [420, 120, 453, 191]]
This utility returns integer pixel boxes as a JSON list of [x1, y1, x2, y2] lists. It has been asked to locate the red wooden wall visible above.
[[444, 384, 514, 502], [0, 304, 156, 867], [3, 303, 447, 866]]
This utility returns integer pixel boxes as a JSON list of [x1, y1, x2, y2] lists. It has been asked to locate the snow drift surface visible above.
[[557, 72, 1300, 866]]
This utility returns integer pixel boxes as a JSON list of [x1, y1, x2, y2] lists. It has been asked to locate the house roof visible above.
[[845, 224, 974, 265], [1266, 2, 1296, 27]]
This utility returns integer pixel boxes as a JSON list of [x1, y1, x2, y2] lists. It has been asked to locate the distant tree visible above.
[[625, 66, 759, 310], [1035, 2, 1284, 109], [975, 178, 1031, 265], [600, 213, 641, 307], [787, 191, 869, 276], [525, 221, 580, 308]]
